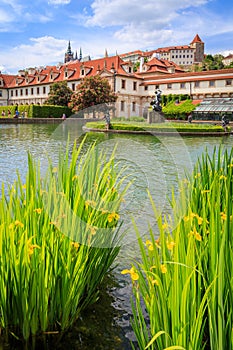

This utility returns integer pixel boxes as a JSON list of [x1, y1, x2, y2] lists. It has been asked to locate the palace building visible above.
[[0, 38, 233, 119], [120, 34, 205, 70]]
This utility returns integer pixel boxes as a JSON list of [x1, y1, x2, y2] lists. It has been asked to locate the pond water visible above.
[[0, 120, 233, 349]]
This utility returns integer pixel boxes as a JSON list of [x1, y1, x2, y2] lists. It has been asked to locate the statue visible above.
[[150, 89, 162, 112]]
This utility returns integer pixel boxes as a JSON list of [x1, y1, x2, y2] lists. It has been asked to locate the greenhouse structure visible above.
[[192, 98, 233, 121]]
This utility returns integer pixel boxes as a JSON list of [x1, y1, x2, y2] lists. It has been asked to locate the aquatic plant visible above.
[[124, 147, 233, 349], [0, 138, 128, 343]]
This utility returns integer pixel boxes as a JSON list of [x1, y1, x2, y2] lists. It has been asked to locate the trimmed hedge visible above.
[[0, 105, 72, 118], [29, 105, 72, 118], [85, 121, 227, 133], [162, 100, 198, 120]]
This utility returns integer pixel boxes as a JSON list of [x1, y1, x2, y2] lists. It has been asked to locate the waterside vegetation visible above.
[[0, 138, 128, 345], [123, 147, 233, 349]]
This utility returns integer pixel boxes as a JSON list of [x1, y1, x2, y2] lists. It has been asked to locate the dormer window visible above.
[[37, 76, 40, 82], [50, 74, 53, 80], [65, 71, 68, 78], [129, 67, 132, 73], [81, 69, 85, 76]]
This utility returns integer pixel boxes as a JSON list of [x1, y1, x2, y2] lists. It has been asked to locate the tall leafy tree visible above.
[[202, 54, 224, 71], [44, 81, 73, 106], [68, 75, 117, 113]]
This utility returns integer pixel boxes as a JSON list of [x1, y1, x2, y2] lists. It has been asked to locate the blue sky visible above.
[[0, 0, 233, 74]]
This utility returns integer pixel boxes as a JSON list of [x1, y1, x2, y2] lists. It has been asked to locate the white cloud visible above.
[[48, 0, 71, 4], [1, 36, 67, 73], [82, 0, 213, 49], [82, 0, 233, 53], [0, 9, 15, 24], [86, 0, 208, 27]]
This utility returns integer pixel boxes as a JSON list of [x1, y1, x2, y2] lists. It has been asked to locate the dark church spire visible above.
[[67, 40, 72, 54], [64, 41, 74, 63], [79, 47, 82, 61]]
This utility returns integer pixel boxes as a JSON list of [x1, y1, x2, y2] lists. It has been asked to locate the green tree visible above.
[[44, 81, 73, 106], [201, 54, 224, 71], [68, 75, 117, 113]]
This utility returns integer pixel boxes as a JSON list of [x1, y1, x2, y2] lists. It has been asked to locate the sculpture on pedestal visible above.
[[150, 89, 162, 112]]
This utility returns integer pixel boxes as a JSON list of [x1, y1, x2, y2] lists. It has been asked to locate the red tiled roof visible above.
[[4, 55, 133, 88], [140, 68, 233, 85], [190, 34, 203, 44], [191, 99, 202, 105], [136, 57, 184, 75], [223, 54, 233, 60], [119, 50, 144, 58], [0, 74, 16, 87], [155, 45, 191, 53]]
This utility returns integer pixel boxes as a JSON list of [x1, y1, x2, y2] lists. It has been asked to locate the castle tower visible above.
[[64, 41, 74, 63], [190, 34, 204, 63]]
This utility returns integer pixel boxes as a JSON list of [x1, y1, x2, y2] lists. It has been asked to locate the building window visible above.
[[31, 88, 34, 95], [65, 71, 68, 78], [81, 69, 85, 76], [20, 89, 23, 96], [121, 79, 126, 89], [180, 83, 186, 89], [144, 86, 148, 91], [194, 81, 200, 88], [209, 80, 215, 87], [43, 87, 46, 94], [120, 101, 125, 111], [155, 85, 159, 89], [15, 90, 18, 96], [50, 74, 53, 80], [11, 91, 13, 97], [37, 87, 40, 94], [26, 89, 28, 95], [226, 79, 232, 86], [129, 67, 132, 73], [0, 90, 2, 97], [132, 102, 136, 112], [167, 83, 172, 89], [72, 83, 75, 91], [133, 82, 137, 90], [37, 76, 40, 82]]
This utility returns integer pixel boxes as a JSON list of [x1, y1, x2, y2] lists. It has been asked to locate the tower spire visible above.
[[64, 41, 74, 63], [67, 40, 72, 54], [79, 47, 82, 61]]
